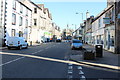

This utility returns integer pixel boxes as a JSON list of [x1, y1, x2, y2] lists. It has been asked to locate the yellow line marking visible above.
[[0, 52, 120, 71]]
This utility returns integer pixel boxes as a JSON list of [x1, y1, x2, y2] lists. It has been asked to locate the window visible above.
[[34, 8, 37, 13], [111, 36, 114, 46], [111, 8, 115, 21], [73, 40, 82, 43], [26, 8, 28, 16], [98, 19, 101, 27], [13, 0, 16, 9], [20, 4, 23, 13], [19, 31, 23, 37], [26, 19, 28, 26], [34, 19, 37, 26], [11, 29, 16, 37], [19, 16, 23, 26], [12, 13, 16, 25]]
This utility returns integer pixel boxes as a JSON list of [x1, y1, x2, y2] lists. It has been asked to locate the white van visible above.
[[7, 37, 28, 50]]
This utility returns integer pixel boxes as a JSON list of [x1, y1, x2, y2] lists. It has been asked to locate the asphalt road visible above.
[[0, 42, 119, 80]]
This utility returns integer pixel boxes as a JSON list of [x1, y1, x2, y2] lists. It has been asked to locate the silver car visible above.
[[71, 39, 83, 50]]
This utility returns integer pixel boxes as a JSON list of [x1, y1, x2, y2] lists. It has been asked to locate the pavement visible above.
[[70, 44, 120, 70]]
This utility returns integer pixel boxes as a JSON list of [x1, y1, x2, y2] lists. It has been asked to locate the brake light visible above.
[[18, 41, 20, 44]]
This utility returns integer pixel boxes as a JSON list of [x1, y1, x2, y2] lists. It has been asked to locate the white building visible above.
[[92, 13, 105, 46], [104, 5, 115, 52], [21, 0, 45, 43], [0, 0, 6, 46], [5, 0, 32, 45], [91, 5, 115, 53], [21, 1, 53, 43]]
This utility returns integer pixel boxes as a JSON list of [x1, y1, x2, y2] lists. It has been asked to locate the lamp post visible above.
[[76, 12, 84, 23], [72, 24, 76, 31]]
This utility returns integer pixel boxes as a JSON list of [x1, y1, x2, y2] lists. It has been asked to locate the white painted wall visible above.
[[5, 0, 32, 45], [92, 13, 105, 46]]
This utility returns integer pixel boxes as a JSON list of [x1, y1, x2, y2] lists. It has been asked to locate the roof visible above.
[[17, 0, 32, 11], [37, 4, 44, 9], [28, 0, 42, 10], [92, 5, 114, 23]]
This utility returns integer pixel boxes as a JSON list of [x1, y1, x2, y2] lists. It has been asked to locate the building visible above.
[[52, 23, 61, 40], [104, 5, 115, 52], [84, 16, 94, 44], [115, 0, 120, 54], [83, 0, 118, 53], [72, 27, 82, 40], [3, 0, 32, 45], [21, 0, 45, 43], [91, 12, 105, 47], [21, 1, 53, 43], [0, 0, 6, 46]]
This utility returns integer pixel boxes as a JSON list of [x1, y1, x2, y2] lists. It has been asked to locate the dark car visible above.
[[56, 39, 61, 42]]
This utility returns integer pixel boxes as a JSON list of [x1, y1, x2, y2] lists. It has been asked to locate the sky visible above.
[[31, 0, 107, 30]]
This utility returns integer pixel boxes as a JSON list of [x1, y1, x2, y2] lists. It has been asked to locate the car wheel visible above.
[[25, 44, 28, 49], [81, 47, 83, 50], [8, 47, 11, 50], [71, 47, 74, 50], [18, 46, 22, 50]]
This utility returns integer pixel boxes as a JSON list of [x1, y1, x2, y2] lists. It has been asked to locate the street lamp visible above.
[[76, 12, 84, 23], [72, 24, 76, 31]]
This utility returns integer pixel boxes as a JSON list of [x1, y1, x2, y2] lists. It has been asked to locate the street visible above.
[[0, 42, 119, 79]]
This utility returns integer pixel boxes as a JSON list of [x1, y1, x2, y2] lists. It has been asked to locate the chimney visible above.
[[107, 0, 115, 7], [86, 10, 90, 19]]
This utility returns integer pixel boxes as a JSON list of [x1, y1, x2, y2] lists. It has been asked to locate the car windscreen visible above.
[[73, 40, 82, 43]]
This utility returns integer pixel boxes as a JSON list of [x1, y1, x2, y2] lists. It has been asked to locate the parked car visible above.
[[71, 39, 83, 50], [56, 39, 61, 42], [41, 36, 47, 43], [7, 37, 28, 50]]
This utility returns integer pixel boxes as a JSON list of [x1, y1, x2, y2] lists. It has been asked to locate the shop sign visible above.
[[117, 13, 120, 19], [103, 17, 110, 24]]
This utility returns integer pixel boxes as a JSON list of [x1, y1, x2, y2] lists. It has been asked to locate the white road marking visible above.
[[45, 47, 52, 50], [68, 69, 73, 74], [68, 75, 73, 79], [78, 66, 82, 69], [0, 57, 25, 67], [68, 66, 73, 69], [0, 49, 44, 66], [79, 70, 84, 75], [68, 63, 73, 66], [32, 50, 43, 54], [80, 75, 86, 79], [53, 45, 55, 47]]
